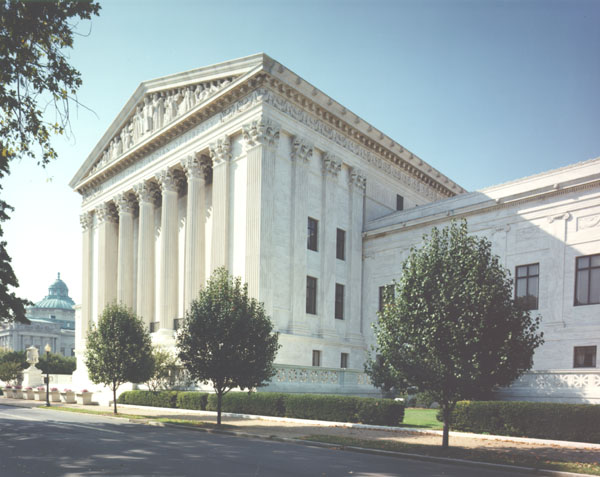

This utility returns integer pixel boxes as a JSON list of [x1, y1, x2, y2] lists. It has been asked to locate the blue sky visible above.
[[4, 0, 599, 304]]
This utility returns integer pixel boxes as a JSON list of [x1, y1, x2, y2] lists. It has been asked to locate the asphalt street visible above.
[[0, 404, 532, 476]]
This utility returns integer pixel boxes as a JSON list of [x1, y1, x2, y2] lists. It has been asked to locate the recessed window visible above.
[[312, 350, 321, 367], [574, 346, 596, 368], [396, 194, 404, 211], [340, 353, 348, 369], [575, 254, 600, 306], [307, 217, 318, 251], [335, 283, 344, 320], [306, 276, 317, 315], [336, 228, 346, 260], [378, 285, 395, 312], [515, 263, 539, 310]]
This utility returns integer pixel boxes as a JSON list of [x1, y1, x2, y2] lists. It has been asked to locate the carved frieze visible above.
[[577, 214, 600, 231], [291, 137, 313, 163], [547, 212, 571, 223], [209, 136, 232, 166], [242, 118, 281, 149]]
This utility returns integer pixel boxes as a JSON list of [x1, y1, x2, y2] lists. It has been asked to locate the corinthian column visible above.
[[242, 118, 280, 314], [156, 169, 182, 331], [209, 136, 231, 272], [134, 181, 157, 327], [78, 212, 94, 349], [320, 152, 341, 338], [289, 137, 313, 333], [347, 168, 366, 342], [115, 193, 136, 308], [181, 154, 207, 308], [96, 202, 118, 314]]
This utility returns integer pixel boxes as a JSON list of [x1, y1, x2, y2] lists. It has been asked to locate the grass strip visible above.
[[299, 434, 600, 476], [402, 408, 443, 430]]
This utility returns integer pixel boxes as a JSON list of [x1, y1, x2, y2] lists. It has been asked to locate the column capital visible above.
[[133, 181, 159, 204], [322, 152, 341, 178], [96, 202, 118, 224], [80, 211, 94, 231], [181, 153, 210, 181], [349, 167, 366, 191], [242, 118, 280, 150], [291, 137, 313, 163], [156, 169, 184, 193], [209, 136, 231, 166], [115, 192, 137, 215]]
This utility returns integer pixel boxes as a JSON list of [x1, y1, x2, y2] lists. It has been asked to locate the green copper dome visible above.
[[33, 273, 75, 310]]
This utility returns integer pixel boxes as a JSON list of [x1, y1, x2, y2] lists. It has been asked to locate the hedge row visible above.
[[451, 401, 600, 444], [117, 391, 404, 426]]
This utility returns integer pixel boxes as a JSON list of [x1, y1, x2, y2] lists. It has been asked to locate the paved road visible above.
[[0, 404, 530, 476]]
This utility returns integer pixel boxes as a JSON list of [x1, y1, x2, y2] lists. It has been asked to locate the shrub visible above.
[[206, 392, 287, 417], [284, 394, 360, 422], [117, 390, 179, 408], [451, 401, 600, 444], [356, 398, 405, 426], [177, 392, 209, 410]]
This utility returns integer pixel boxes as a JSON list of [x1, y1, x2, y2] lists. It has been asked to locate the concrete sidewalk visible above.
[[2, 396, 599, 476]]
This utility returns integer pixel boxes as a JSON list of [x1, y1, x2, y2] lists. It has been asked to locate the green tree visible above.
[[37, 352, 76, 374], [0, 1, 100, 324], [177, 268, 280, 425], [0, 349, 26, 384], [367, 220, 543, 448], [146, 346, 178, 392], [85, 303, 154, 414]]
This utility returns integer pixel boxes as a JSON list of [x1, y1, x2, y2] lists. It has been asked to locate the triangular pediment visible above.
[[70, 53, 269, 188]]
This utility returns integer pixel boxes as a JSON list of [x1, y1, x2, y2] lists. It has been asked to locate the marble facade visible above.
[[70, 54, 598, 402]]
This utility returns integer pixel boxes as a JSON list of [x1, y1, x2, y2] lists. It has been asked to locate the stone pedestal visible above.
[[21, 366, 43, 388]]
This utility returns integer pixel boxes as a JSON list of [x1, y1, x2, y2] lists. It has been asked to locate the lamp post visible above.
[[44, 343, 51, 407]]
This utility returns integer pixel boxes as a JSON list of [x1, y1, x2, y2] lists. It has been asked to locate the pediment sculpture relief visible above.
[[89, 77, 234, 177]]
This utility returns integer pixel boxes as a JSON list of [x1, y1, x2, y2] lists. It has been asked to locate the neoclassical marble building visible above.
[[70, 54, 599, 402]]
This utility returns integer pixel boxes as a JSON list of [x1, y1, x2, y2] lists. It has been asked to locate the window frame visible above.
[[307, 217, 318, 251], [574, 253, 600, 306], [335, 283, 344, 320], [312, 350, 321, 367], [340, 352, 348, 369], [336, 228, 346, 261], [573, 346, 597, 368], [306, 276, 317, 315], [515, 263, 540, 310], [396, 194, 404, 211], [378, 284, 395, 312]]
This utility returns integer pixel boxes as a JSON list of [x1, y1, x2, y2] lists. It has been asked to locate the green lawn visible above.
[[402, 408, 442, 430]]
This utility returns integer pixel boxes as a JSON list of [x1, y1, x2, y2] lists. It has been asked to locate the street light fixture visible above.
[[44, 343, 51, 407]]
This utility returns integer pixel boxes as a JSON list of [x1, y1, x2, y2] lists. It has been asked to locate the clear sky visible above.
[[3, 0, 599, 305]]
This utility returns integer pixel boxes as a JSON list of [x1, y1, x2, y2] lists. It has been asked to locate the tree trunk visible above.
[[442, 404, 450, 449], [217, 391, 222, 426], [113, 385, 117, 414]]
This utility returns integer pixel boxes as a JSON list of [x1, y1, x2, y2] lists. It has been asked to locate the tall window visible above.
[[335, 283, 344, 319], [340, 353, 349, 369], [574, 346, 597, 368], [307, 217, 318, 251], [515, 263, 539, 310], [312, 350, 321, 367], [336, 228, 346, 260], [378, 285, 395, 312], [575, 254, 600, 306], [396, 194, 404, 211], [306, 276, 317, 314]]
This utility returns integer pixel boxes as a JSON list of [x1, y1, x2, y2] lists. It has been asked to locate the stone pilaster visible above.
[[134, 181, 157, 327], [181, 154, 208, 308], [289, 137, 313, 333], [156, 169, 182, 331], [208, 136, 231, 272], [320, 152, 341, 338], [96, 202, 118, 315], [115, 193, 136, 308], [242, 118, 280, 313], [347, 168, 366, 341]]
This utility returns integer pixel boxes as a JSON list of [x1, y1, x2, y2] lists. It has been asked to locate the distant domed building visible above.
[[0, 273, 75, 356]]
